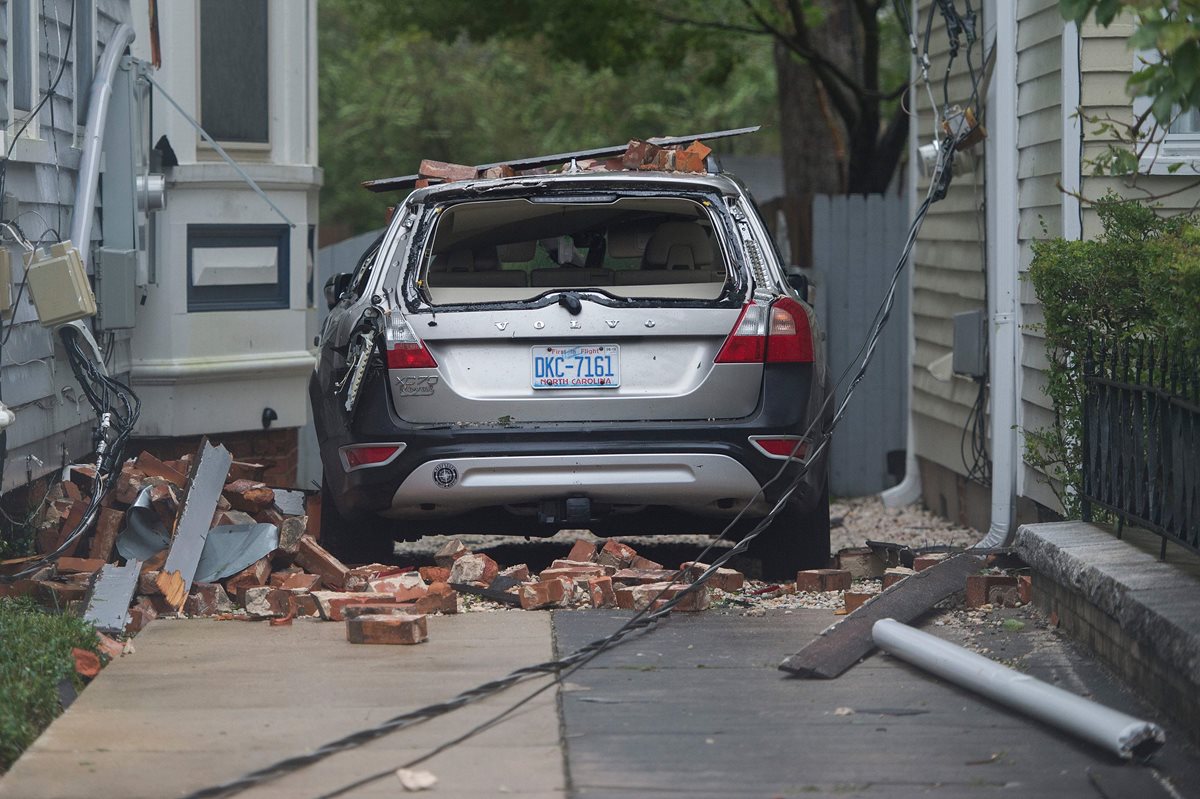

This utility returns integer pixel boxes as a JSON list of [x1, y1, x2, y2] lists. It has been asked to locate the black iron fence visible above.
[[1082, 337, 1200, 557]]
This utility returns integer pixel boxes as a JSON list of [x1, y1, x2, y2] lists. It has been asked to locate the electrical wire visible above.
[[960, 377, 991, 486]]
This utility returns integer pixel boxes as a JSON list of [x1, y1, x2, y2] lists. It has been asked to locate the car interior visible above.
[[419, 197, 730, 303]]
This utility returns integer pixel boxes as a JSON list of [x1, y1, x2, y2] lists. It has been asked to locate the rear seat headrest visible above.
[[643, 222, 714, 270], [438, 246, 501, 272], [606, 221, 657, 259]]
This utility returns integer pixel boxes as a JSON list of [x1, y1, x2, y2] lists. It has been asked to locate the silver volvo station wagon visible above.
[[312, 148, 832, 578]]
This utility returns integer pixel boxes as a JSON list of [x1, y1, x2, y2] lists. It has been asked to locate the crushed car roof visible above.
[[361, 125, 761, 193]]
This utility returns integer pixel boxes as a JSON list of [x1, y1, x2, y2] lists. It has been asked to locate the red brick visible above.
[[414, 582, 458, 615], [61, 479, 83, 503], [342, 602, 417, 619], [295, 536, 349, 590], [620, 139, 654, 169], [882, 567, 915, 589], [499, 564, 530, 582], [138, 569, 162, 595], [73, 647, 101, 678], [419, 566, 451, 584], [88, 507, 124, 561], [69, 465, 99, 496], [1018, 575, 1032, 605], [566, 539, 597, 563], [418, 160, 477, 182], [966, 574, 1018, 608], [96, 633, 124, 661], [223, 480, 275, 513], [113, 464, 148, 506], [652, 582, 710, 612], [480, 164, 515, 179], [795, 569, 852, 593], [346, 613, 428, 645], [629, 555, 664, 570], [913, 553, 950, 571], [597, 540, 638, 569], [611, 568, 677, 586], [542, 564, 608, 584], [224, 557, 272, 594], [126, 596, 158, 634], [843, 591, 874, 613], [281, 572, 321, 592], [371, 572, 428, 601], [184, 582, 230, 616], [681, 562, 745, 593], [519, 578, 569, 610], [835, 547, 883, 579], [135, 451, 187, 487], [312, 591, 397, 621], [587, 576, 617, 608], [433, 540, 469, 568], [448, 553, 499, 587], [989, 585, 1022, 608], [254, 507, 286, 527], [275, 516, 308, 555], [55, 557, 105, 575], [292, 593, 321, 617]]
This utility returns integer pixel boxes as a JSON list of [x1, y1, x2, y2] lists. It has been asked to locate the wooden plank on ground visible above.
[[160, 440, 233, 609], [778, 552, 984, 679], [83, 561, 142, 632]]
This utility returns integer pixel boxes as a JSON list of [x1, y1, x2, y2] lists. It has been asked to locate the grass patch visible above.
[[0, 597, 101, 773]]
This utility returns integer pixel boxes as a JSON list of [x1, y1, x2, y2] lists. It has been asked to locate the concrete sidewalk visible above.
[[0, 615, 566, 799]]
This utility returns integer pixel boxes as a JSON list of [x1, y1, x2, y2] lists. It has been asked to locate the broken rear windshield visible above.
[[416, 196, 730, 304]]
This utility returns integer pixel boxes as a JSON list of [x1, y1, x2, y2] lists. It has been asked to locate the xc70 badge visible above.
[[394, 375, 438, 396]]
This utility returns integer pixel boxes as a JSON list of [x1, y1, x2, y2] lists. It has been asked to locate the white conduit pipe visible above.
[[71, 23, 137, 265], [872, 619, 1165, 760]]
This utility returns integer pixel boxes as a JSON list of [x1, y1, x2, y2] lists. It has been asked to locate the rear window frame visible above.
[[397, 187, 751, 314]]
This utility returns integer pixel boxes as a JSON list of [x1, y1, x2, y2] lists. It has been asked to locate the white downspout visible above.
[[70, 23, 136, 265], [1062, 22, 1082, 242], [882, 4, 923, 509], [976, 0, 1019, 549]]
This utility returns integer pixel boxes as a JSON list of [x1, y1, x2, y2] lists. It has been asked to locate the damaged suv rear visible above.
[[312, 141, 831, 577]]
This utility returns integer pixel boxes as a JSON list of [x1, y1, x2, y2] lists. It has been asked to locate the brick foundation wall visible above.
[[130, 428, 300, 488], [1032, 576, 1199, 747]]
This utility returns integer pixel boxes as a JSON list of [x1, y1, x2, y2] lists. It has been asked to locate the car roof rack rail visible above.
[[361, 125, 761, 193]]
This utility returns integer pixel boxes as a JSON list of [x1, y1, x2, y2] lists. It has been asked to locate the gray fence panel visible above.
[[813, 193, 909, 497]]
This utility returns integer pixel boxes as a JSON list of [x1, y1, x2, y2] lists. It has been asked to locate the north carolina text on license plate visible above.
[[531, 344, 620, 389]]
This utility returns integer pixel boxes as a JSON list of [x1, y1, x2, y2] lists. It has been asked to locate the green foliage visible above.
[[1061, 1, 1200, 177], [319, 0, 780, 236], [1025, 196, 1200, 511], [0, 598, 102, 772]]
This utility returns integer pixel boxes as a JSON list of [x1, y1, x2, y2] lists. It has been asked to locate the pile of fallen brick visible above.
[[0, 449, 319, 630], [412, 138, 713, 188]]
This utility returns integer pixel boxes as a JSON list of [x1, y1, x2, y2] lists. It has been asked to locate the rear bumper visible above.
[[311, 362, 829, 529]]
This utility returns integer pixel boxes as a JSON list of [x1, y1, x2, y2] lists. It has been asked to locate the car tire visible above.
[[318, 477, 397, 566], [748, 479, 831, 579]]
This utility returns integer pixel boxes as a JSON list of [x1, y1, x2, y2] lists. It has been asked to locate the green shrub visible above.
[[1026, 196, 1200, 513], [0, 598, 101, 773]]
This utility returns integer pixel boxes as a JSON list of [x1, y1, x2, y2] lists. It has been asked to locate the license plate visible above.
[[531, 344, 620, 389]]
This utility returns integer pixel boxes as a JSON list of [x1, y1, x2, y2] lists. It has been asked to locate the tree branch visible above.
[[651, 10, 773, 37]]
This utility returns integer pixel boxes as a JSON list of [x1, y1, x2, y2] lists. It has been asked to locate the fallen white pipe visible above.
[[872, 618, 1165, 760]]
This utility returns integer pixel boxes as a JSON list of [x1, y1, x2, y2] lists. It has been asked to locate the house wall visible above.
[[1015, 0, 1065, 512], [0, 0, 134, 494], [127, 0, 321, 479], [910, 0, 990, 527]]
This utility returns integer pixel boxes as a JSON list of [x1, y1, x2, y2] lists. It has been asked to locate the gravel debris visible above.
[[830, 496, 979, 552]]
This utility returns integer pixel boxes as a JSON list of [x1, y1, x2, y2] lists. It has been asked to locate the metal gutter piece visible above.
[[362, 126, 762, 192], [159, 440, 234, 607], [872, 618, 1166, 760], [71, 24, 136, 264], [83, 560, 142, 633]]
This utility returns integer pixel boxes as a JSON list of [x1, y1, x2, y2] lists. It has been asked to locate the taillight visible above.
[[715, 298, 813, 365], [384, 311, 438, 369], [749, 436, 810, 460], [766, 297, 814, 363], [386, 343, 437, 369], [340, 443, 407, 472]]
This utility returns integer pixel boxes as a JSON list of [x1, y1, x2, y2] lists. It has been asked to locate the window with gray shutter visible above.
[[13, 0, 33, 112], [199, 0, 268, 144]]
